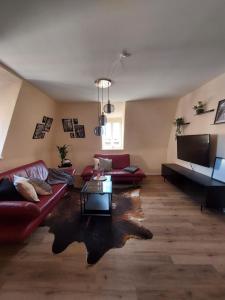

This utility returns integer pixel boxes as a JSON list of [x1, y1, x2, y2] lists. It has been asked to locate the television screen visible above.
[[212, 157, 225, 183], [177, 134, 210, 167]]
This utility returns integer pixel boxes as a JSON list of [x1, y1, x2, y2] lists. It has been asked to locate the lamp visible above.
[[104, 83, 115, 113], [94, 84, 104, 136]]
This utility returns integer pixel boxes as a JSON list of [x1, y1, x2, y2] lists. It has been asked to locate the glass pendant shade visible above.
[[103, 100, 115, 114], [94, 126, 104, 136], [99, 113, 107, 126]]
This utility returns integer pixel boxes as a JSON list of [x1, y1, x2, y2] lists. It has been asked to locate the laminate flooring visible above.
[[1, 176, 225, 300]]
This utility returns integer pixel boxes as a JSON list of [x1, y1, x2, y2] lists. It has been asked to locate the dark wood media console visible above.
[[161, 163, 225, 212]]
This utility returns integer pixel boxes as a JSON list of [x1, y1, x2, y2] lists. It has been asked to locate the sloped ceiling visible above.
[[1, 0, 225, 101]]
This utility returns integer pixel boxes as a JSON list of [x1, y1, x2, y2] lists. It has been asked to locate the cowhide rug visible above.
[[45, 187, 153, 265]]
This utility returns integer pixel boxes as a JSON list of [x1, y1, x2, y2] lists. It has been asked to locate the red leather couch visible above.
[[81, 154, 145, 183], [0, 160, 76, 243]]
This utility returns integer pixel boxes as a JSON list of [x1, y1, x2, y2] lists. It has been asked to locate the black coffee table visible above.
[[80, 175, 112, 216]]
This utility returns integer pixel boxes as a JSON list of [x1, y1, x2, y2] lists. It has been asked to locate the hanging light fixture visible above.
[[94, 85, 104, 136], [99, 83, 107, 126], [103, 81, 115, 113]]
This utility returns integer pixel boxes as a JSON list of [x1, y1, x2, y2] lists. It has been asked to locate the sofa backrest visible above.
[[0, 160, 48, 182], [94, 154, 130, 169]]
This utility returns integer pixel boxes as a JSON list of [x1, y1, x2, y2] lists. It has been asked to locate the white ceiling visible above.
[[1, 0, 225, 102]]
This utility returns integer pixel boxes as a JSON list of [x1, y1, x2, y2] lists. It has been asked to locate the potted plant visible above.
[[57, 144, 72, 167], [193, 101, 205, 115], [174, 117, 185, 136]]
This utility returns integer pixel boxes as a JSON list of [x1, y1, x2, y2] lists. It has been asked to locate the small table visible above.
[[80, 175, 112, 216]]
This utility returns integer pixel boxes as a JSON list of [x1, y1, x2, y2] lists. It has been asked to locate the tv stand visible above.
[[161, 163, 225, 212]]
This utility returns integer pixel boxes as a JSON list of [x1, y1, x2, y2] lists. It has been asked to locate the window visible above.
[[102, 117, 124, 150]]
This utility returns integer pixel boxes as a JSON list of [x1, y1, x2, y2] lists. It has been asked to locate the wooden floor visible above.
[[1, 176, 225, 299]]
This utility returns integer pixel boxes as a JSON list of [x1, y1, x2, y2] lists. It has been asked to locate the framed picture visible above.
[[70, 132, 75, 138], [43, 117, 53, 132], [33, 123, 45, 139], [62, 119, 73, 132], [212, 157, 225, 183], [73, 118, 78, 125], [214, 99, 225, 124], [42, 116, 47, 124], [74, 125, 85, 138]]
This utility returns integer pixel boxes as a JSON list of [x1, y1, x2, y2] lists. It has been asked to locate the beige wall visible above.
[[0, 80, 57, 172], [53, 101, 101, 173], [0, 67, 22, 158], [167, 72, 225, 177], [124, 99, 177, 174], [54, 99, 177, 174]]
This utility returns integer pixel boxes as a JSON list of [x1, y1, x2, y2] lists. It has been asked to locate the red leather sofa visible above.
[[0, 160, 75, 243], [81, 154, 146, 184]]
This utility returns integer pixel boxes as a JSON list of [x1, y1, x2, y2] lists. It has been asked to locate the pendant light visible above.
[[99, 84, 107, 126], [94, 86, 104, 136], [103, 82, 115, 113]]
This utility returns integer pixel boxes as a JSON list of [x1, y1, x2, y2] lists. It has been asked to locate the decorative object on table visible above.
[[211, 157, 225, 183], [74, 125, 85, 138], [33, 123, 45, 139], [62, 119, 74, 132], [45, 187, 153, 265], [57, 144, 72, 167], [43, 117, 53, 132], [173, 117, 190, 138], [193, 101, 205, 115], [214, 99, 225, 124]]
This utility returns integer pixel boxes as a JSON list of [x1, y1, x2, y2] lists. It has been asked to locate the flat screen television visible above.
[[177, 134, 211, 167]]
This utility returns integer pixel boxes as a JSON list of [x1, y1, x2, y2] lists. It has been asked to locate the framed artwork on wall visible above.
[[74, 125, 85, 138], [33, 123, 45, 139], [62, 119, 74, 132], [214, 99, 225, 124], [43, 117, 53, 132]]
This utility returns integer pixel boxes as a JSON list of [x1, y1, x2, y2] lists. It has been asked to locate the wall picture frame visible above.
[[74, 125, 85, 138], [62, 119, 73, 132], [33, 123, 45, 139], [214, 99, 225, 124], [43, 117, 53, 132]]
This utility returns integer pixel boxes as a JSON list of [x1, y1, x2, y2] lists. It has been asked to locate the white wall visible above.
[[167, 72, 225, 177]]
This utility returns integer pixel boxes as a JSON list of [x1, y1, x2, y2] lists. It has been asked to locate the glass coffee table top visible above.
[[81, 175, 112, 194], [81, 175, 112, 216]]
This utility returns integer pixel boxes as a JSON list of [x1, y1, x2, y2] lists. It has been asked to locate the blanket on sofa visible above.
[[47, 168, 74, 185]]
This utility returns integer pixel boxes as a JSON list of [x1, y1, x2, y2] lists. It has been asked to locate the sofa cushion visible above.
[[123, 166, 139, 173], [29, 178, 53, 195], [15, 181, 40, 203], [0, 178, 20, 201], [94, 154, 130, 169], [99, 158, 112, 171]]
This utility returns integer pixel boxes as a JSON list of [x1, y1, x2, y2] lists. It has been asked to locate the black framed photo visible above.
[[44, 117, 53, 132], [62, 119, 73, 132], [33, 123, 45, 139], [70, 132, 75, 138], [74, 125, 85, 138], [73, 118, 78, 125], [214, 99, 225, 124]]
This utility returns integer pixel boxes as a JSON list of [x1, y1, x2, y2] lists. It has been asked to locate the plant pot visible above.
[[196, 108, 204, 114]]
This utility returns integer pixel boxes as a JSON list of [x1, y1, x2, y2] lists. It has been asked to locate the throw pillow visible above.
[[15, 181, 40, 202], [13, 175, 29, 185], [123, 166, 139, 173], [29, 178, 53, 195], [93, 158, 100, 171], [0, 177, 20, 200], [99, 158, 112, 172]]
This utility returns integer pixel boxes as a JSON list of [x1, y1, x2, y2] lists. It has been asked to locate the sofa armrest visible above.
[[0, 201, 41, 220]]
